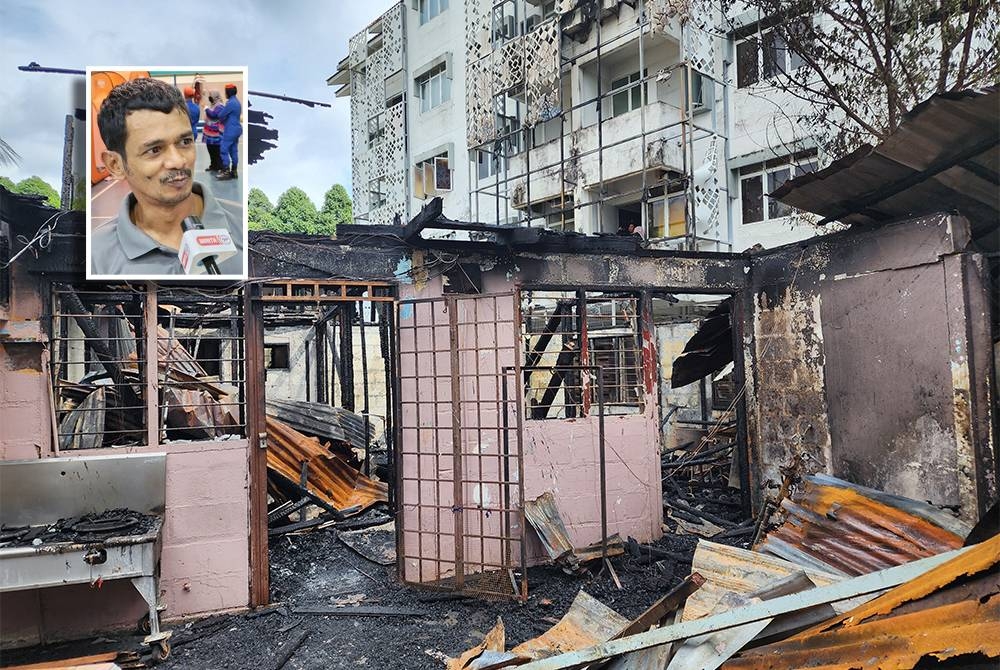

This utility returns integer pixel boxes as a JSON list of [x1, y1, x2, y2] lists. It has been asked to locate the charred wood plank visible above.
[[293, 605, 425, 617], [271, 629, 309, 670], [663, 498, 736, 528]]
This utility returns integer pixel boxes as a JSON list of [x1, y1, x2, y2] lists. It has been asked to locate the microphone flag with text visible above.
[[178, 215, 237, 275]]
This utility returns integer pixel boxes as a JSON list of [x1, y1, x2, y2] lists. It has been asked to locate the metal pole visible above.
[[448, 297, 465, 589], [358, 301, 371, 476], [60, 115, 74, 209], [596, 367, 607, 563]]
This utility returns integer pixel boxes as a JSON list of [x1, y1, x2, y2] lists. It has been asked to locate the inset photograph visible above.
[[86, 67, 248, 279]]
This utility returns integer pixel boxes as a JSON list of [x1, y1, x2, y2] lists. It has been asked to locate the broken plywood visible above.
[[680, 540, 844, 622]]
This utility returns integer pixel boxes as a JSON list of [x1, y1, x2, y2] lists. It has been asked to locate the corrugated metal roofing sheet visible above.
[[758, 475, 967, 576], [771, 87, 1000, 250], [772, 88, 999, 250], [723, 534, 1000, 670], [266, 417, 387, 514], [681, 540, 846, 623], [512, 591, 628, 661]]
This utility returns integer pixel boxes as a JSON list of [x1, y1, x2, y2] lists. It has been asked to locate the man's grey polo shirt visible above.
[[91, 182, 244, 276]]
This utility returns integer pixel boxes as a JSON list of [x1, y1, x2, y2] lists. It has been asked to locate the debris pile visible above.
[[523, 492, 624, 574], [661, 435, 752, 542], [445, 476, 997, 669], [265, 409, 389, 538]]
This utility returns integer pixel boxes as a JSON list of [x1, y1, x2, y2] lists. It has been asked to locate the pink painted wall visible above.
[[0, 345, 49, 461], [521, 406, 663, 556], [0, 271, 251, 649], [397, 277, 662, 583], [0, 265, 49, 462]]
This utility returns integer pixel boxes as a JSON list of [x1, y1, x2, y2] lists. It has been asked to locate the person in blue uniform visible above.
[[214, 84, 242, 181], [183, 87, 200, 140]]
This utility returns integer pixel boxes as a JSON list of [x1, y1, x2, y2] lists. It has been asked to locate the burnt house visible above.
[[0, 88, 996, 650]]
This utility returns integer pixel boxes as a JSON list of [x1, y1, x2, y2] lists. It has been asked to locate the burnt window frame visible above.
[[49, 284, 249, 451], [520, 289, 646, 420]]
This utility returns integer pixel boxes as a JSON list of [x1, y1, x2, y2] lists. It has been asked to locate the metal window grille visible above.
[[521, 290, 644, 419], [50, 285, 148, 450], [156, 287, 247, 442]]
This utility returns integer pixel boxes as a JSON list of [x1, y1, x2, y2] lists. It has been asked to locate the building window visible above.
[[648, 192, 688, 239], [477, 150, 500, 179], [688, 70, 713, 111], [367, 113, 384, 148], [736, 23, 807, 88], [416, 63, 451, 112], [414, 154, 452, 199], [263, 343, 290, 370], [611, 70, 646, 117], [526, 195, 574, 232], [370, 176, 388, 209], [740, 152, 818, 223], [418, 0, 448, 25], [521, 290, 644, 419]]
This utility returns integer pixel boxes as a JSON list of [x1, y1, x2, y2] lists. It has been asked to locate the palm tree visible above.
[[0, 138, 20, 166]]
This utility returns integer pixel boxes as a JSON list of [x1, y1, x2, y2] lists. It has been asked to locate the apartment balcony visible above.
[[509, 101, 686, 208]]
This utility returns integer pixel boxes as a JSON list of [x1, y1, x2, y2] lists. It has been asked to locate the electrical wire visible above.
[[2, 210, 71, 269]]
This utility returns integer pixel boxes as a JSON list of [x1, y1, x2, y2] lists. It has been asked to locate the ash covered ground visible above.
[[4, 477, 748, 670], [159, 531, 709, 669]]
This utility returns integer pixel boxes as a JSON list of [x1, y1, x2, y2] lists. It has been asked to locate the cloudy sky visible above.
[[0, 0, 396, 206]]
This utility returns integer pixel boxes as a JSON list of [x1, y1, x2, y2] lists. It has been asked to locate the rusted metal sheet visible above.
[[265, 399, 373, 451], [513, 591, 628, 661], [156, 325, 207, 378], [523, 492, 623, 573], [266, 418, 387, 514], [162, 387, 238, 439], [758, 475, 967, 576], [723, 535, 1000, 669]]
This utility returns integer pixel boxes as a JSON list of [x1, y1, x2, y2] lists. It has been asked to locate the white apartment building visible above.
[[328, 0, 827, 251]]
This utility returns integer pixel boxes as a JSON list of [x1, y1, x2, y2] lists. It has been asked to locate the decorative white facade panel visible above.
[[348, 11, 408, 225]]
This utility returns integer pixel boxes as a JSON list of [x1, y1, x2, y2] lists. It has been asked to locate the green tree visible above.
[[319, 184, 352, 235], [0, 176, 15, 192], [71, 177, 87, 211], [274, 187, 320, 234], [13, 176, 60, 208], [248, 187, 286, 232]]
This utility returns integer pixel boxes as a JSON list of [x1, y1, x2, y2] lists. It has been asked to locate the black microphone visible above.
[[180, 215, 222, 275]]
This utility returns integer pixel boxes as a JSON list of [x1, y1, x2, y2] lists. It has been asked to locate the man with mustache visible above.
[[91, 77, 244, 276]]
